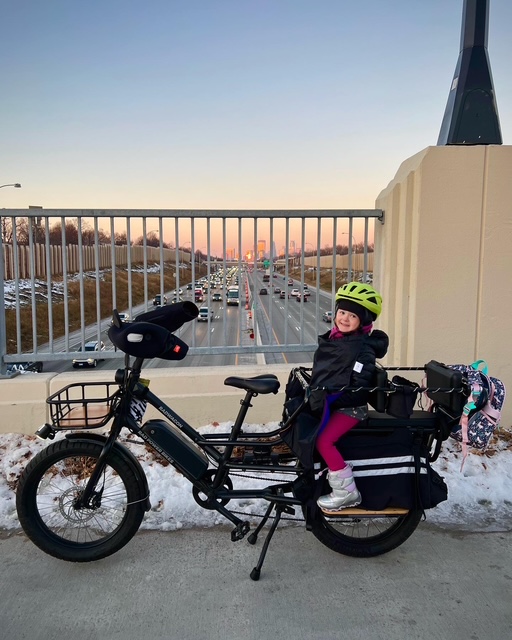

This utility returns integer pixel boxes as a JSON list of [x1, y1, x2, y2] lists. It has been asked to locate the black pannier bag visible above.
[[280, 367, 322, 469], [336, 428, 447, 510]]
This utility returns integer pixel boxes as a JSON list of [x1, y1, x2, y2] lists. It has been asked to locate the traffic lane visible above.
[[148, 303, 245, 368], [253, 290, 316, 365]]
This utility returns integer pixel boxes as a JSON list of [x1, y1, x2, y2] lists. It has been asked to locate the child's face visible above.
[[334, 308, 361, 333]]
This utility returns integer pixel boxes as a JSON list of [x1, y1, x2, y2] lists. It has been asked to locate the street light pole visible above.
[[0, 183, 21, 189], [341, 232, 356, 248]]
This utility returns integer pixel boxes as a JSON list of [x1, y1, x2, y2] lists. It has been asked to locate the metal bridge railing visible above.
[[0, 209, 383, 370]]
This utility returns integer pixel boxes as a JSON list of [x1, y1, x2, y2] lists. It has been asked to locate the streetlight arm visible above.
[[0, 183, 22, 189]]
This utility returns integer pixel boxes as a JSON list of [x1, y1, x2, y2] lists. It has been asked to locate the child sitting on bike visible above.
[[309, 282, 389, 511]]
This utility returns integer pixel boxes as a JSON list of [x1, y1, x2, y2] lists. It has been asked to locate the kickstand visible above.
[[249, 502, 283, 581], [247, 501, 275, 546]]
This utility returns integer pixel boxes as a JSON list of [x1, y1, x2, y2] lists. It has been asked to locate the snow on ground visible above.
[[1, 423, 511, 533]]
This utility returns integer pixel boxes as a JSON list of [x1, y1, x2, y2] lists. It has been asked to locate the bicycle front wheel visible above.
[[309, 506, 423, 558], [16, 439, 147, 562]]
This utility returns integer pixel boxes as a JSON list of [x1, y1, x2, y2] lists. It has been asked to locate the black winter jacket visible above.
[[308, 329, 389, 414]]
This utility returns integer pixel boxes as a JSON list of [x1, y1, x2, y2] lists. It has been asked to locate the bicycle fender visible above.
[[65, 432, 151, 511]]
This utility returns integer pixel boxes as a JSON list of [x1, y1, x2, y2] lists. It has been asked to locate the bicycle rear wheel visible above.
[[309, 506, 423, 557], [16, 439, 147, 562]]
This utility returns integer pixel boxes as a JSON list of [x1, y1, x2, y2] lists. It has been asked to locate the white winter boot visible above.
[[317, 466, 361, 511]]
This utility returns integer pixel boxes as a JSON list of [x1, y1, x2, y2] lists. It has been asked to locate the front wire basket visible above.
[[47, 382, 121, 430]]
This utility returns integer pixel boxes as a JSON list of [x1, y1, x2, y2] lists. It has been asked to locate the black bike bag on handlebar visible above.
[[134, 301, 199, 332], [108, 321, 189, 360]]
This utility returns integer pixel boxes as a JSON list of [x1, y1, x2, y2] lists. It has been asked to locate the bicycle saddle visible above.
[[224, 375, 280, 395]]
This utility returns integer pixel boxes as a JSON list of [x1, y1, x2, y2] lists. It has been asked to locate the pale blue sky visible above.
[[2, 0, 511, 211]]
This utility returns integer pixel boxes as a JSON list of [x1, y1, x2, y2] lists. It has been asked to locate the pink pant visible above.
[[315, 412, 360, 471]]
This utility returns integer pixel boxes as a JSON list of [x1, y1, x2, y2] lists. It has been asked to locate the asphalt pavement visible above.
[[1, 522, 511, 640]]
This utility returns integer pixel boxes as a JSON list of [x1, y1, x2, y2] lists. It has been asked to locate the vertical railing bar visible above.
[[284, 219, 290, 346], [332, 218, 337, 301], [126, 215, 133, 315], [237, 218, 243, 345], [0, 226, 7, 371], [61, 216, 70, 353], [126, 218, 133, 316], [174, 217, 180, 297], [12, 218, 21, 352], [252, 222, 257, 343], [110, 218, 117, 316], [142, 218, 148, 311], [299, 217, 306, 345], [158, 218, 164, 303], [77, 218, 86, 349], [269, 218, 274, 344], [206, 218, 211, 348], [93, 218, 102, 346], [315, 217, 322, 334], [222, 218, 227, 340], [250, 218, 257, 354], [44, 216, 53, 351], [363, 218, 370, 279], [347, 218, 354, 281], [28, 216, 38, 351], [190, 222, 196, 348]]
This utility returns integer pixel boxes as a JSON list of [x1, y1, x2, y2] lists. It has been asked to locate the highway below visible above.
[[43, 269, 334, 373]]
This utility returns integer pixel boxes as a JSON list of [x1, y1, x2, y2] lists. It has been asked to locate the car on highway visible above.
[[322, 311, 333, 323], [153, 294, 167, 306], [301, 288, 311, 298], [287, 278, 293, 286], [279, 290, 286, 299], [290, 288, 300, 298], [273, 287, 281, 294], [197, 306, 214, 321], [212, 293, 222, 302], [295, 292, 308, 302], [72, 341, 106, 368], [110, 312, 130, 326], [259, 288, 268, 295], [6, 361, 44, 374]]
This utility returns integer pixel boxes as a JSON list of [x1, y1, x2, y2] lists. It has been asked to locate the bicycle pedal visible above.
[[231, 521, 250, 541]]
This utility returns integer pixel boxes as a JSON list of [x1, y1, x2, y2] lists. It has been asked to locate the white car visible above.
[[290, 288, 300, 298], [72, 341, 106, 368], [197, 306, 214, 321]]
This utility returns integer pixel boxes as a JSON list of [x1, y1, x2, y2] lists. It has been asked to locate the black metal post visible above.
[[437, 0, 502, 145]]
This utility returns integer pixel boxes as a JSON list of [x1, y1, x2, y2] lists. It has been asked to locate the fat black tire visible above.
[[309, 507, 423, 558], [16, 439, 146, 562]]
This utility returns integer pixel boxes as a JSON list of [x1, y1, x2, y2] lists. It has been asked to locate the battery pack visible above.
[[141, 419, 209, 480]]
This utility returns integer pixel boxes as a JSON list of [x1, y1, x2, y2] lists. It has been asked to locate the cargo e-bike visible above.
[[15, 302, 467, 580]]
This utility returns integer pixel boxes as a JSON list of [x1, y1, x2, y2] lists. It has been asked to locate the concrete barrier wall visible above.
[[374, 145, 512, 428], [0, 364, 299, 435]]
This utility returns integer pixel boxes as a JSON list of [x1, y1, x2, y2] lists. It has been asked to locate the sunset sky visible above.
[[2, 0, 511, 254]]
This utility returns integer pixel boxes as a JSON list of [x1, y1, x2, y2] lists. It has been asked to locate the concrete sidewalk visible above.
[[1, 523, 511, 640]]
